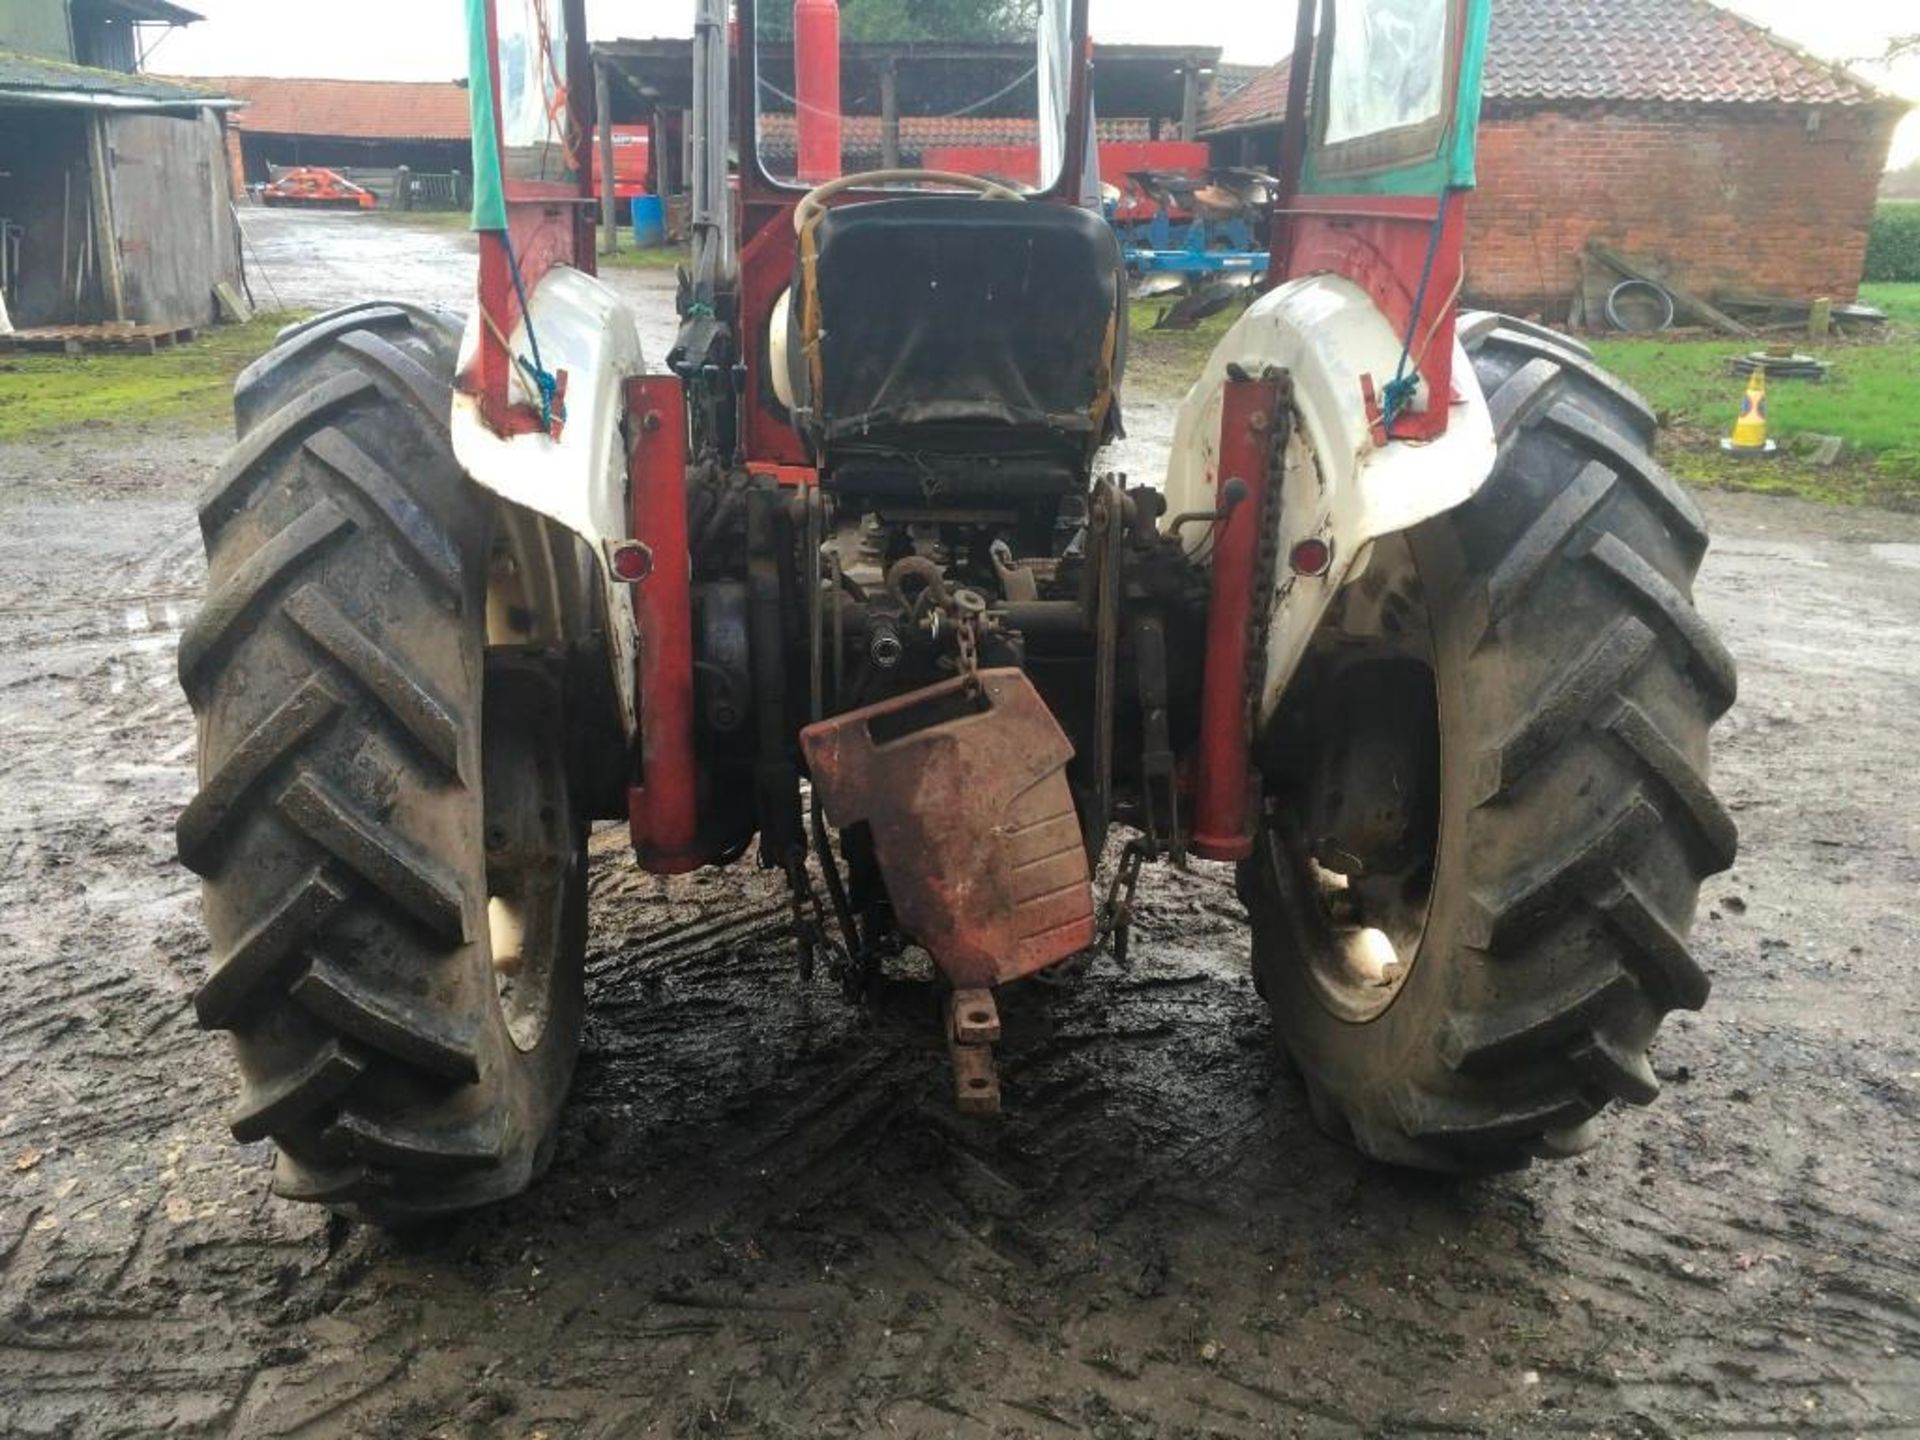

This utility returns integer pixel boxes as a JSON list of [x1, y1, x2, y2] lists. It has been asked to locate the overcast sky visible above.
[[150, 0, 1920, 166]]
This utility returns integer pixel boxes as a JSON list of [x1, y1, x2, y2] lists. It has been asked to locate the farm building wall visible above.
[[107, 110, 241, 327], [0, 5, 73, 62], [1467, 101, 1902, 315]]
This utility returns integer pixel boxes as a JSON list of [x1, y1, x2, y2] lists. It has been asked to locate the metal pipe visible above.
[[793, 0, 843, 184], [1190, 376, 1277, 861], [595, 56, 618, 255], [687, 0, 733, 296]]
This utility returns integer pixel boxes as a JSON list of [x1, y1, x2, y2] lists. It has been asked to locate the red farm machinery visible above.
[[177, 0, 1736, 1222]]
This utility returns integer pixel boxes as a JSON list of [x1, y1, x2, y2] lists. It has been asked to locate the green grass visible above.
[[1125, 294, 1243, 392], [365, 208, 472, 232], [598, 243, 689, 272], [1587, 282, 1920, 511], [1860, 280, 1920, 326], [0, 314, 303, 443]]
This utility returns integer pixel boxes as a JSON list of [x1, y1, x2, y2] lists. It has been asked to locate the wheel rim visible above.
[[482, 509, 573, 1054], [1263, 544, 1444, 1025]]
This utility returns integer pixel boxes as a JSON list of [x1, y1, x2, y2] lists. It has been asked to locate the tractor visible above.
[[177, 0, 1736, 1223]]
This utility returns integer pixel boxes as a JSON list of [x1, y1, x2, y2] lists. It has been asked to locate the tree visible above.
[[755, 0, 1041, 43]]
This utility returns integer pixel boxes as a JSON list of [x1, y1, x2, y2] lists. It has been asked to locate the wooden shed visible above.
[[0, 1, 243, 330]]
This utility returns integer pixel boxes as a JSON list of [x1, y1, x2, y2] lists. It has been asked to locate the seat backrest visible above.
[[786, 197, 1126, 464]]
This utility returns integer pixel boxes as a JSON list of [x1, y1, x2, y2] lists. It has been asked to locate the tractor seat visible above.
[[784, 197, 1126, 466]]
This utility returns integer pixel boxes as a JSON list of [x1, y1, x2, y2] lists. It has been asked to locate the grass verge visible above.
[[598, 244, 690, 272], [363, 208, 473, 232], [1124, 295, 1240, 393], [0, 314, 303, 443], [1587, 282, 1920, 511]]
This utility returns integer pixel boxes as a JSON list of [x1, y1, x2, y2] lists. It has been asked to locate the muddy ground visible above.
[[2, 211, 1918, 1439]]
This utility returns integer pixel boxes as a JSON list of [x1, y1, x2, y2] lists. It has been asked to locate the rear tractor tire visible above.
[[1240, 314, 1737, 1173], [178, 302, 591, 1223]]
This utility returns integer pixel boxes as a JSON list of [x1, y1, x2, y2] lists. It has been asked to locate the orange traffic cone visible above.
[[1720, 368, 1776, 456]]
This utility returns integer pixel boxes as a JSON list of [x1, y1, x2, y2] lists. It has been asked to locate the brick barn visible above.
[[200, 77, 472, 206], [1201, 0, 1911, 314]]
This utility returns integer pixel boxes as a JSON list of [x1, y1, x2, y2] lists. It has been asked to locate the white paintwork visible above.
[[451, 265, 646, 734], [1162, 272, 1497, 725], [768, 286, 796, 411]]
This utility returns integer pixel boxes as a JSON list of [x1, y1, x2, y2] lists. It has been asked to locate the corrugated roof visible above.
[[0, 48, 229, 107], [200, 76, 472, 141], [78, 0, 204, 24], [1202, 0, 1894, 135]]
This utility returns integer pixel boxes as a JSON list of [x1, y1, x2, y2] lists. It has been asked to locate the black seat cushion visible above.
[[788, 197, 1126, 463]]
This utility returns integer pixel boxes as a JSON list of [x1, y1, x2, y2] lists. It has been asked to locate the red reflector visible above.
[[1289, 537, 1332, 576], [609, 541, 654, 582]]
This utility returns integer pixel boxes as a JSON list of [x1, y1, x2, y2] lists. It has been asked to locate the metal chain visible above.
[[1244, 377, 1292, 731], [957, 612, 980, 691], [952, 587, 986, 695]]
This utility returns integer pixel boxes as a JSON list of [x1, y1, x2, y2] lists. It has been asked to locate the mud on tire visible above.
[[178, 302, 587, 1222], [1241, 313, 1738, 1172]]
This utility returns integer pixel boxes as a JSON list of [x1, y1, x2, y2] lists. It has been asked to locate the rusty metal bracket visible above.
[[948, 988, 1002, 1114], [801, 669, 1095, 989]]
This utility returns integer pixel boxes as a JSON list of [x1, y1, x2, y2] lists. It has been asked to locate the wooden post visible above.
[[1808, 296, 1832, 340], [87, 113, 127, 323], [880, 62, 900, 170], [1180, 64, 1199, 141], [596, 56, 619, 254]]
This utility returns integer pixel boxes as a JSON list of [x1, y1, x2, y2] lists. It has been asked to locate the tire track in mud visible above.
[[2, 450, 1919, 1435]]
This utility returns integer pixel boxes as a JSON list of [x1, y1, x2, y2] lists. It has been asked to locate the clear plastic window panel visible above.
[[1322, 0, 1448, 148], [496, 0, 576, 182]]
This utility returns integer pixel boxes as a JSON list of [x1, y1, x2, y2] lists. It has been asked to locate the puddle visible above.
[[1869, 543, 1920, 571]]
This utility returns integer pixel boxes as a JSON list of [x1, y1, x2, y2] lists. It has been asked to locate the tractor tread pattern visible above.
[[1586, 532, 1737, 709], [1481, 460, 1617, 631], [333, 330, 455, 429], [1545, 400, 1708, 551], [274, 769, 468, 943], [198, 372, 375, 537], [177, 501, 355, 691], [1253, 316, 1736, 1174], [1438, 967, 1634, 1072], [1603, 698, 1739, 871], [181, 303, 560, 1223], [193, 867, 350, 1029], [1477, 617, 1655, 802], [176, 675, 346, 873], [1466, 792, 1663, 951], [326, 1110, 508, 1174], [230, 1039, 367, 1143], [291, 958, 481, 1082], [302, 427, 465, 603], [284, 584, 462, 775]]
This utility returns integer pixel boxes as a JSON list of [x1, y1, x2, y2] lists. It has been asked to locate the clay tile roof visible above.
[[1202, 58, 1291, 135], [1202, 0, 1892, 135], [202, 76, 472, 142]]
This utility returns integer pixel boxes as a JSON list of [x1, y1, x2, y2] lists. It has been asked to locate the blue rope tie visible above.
[[1380, 198, 1452, 437], [500, 228, 564, 430]]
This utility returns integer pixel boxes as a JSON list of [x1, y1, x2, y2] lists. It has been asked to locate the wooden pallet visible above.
[[0, 323, 198, 355]]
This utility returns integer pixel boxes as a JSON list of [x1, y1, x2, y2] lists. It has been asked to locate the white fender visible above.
[[1162, 273, 1497, 726], [451, 266, 646, 734]]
